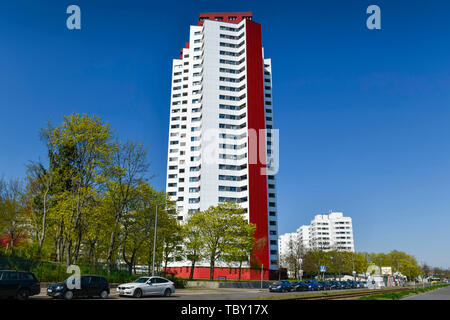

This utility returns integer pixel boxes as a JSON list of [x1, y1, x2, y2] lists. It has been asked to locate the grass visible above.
[[358, 284, 449, 300], [239, 287, 410, 300]]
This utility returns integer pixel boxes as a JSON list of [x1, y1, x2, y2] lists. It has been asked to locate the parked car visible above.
[[47, 275, 109, 300], [0, 270, 41, 300], [291, 281, 309, 292], [268, 280, 293, 292], [319, 281, 332, 290], [305, 280, 323, 291], [326, 281, 339, 290], [333, 281, 346, 289], [117, 276, 175, 298]]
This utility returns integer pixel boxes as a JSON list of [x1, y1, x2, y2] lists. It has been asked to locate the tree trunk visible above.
[[56, 222, 64, 262], [107, 215, 120, 274], [66, 239, 72, 266], [10, 231, 15, 256], [37, 186, 50, 258], [189, 260, 196, 280], [209, 256, 215, 280], [73, 228, 82, 263], [239, 261, 242, 281]]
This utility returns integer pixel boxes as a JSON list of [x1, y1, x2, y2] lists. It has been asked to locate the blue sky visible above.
[[0, 1, 449, 267]]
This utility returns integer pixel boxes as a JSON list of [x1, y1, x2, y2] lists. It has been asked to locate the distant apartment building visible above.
[[279, 211, 355, 257]]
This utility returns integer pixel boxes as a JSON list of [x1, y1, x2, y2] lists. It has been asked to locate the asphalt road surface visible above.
[[402, 286, 450, 300], [29, 287, 365, 300]]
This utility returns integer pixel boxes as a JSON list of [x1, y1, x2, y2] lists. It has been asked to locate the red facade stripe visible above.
[[245, 20, 269, 279]]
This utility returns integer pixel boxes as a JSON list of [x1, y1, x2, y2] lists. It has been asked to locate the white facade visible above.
[[279, 211, 355, 256], [166, 13, 278, 271], [278, 232, 298, 258], [309, 212, 354, 251]]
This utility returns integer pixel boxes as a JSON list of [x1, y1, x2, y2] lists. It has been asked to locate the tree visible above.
[[223, 218, 256, 280], [329, 250, 346, 280], [25, 160, 55, 258], [188, 202, 252, 280], [46, 113, 116, 265], [160, 214, 183, 273], [280, 234, 305, 279], [183, 216, 205, 280], [104, 140, 150, 272], [0, 179, 29, 255], [302, 249, 323, 277], [422, 263, 431, 278]]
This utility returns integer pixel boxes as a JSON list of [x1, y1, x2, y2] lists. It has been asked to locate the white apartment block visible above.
[[165, 13, 278, 279], [279, 212, 355, 257], [309, 212, 354, 251]]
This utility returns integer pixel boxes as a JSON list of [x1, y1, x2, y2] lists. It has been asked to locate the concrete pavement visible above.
[[402, 285, 450, 300]]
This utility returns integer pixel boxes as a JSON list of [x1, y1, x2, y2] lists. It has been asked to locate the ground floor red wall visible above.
[[164, 266, 271, 280]]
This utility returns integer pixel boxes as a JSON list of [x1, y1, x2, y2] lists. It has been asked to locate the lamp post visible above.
[[151, 203, 158, 276], [352, 251, 356, 281], [151, 198, 168, 277]]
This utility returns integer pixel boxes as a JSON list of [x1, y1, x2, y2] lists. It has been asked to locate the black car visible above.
[[47, 275, 110, 300], [291, 281, 309, 292], [0, 270, 41, 300]]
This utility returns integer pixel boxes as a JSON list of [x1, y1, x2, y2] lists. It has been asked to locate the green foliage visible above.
[[185, 202, 256, 280], [298, 249, 419, 280]]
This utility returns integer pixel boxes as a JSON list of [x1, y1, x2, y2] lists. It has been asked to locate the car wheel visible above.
[[133, 288, 143, 298], [100, 290, 109, 299], [16, 289, 30, 300], [64, 290, 74, 300], [164, 289, 171, 297]]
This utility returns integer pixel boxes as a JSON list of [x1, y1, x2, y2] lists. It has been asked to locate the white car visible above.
[[117, 276, 175, 298]]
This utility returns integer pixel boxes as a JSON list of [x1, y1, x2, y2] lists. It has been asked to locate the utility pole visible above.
[[151, 204, 158, 276], [352, 251, 356, 281]]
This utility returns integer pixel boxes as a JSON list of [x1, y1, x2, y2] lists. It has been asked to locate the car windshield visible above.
[[134, 277, 150, 283], [273, 281, 282, 285]]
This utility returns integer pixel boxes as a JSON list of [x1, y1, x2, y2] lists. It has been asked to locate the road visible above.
[[402, 285, 450, 300], [30, 287, 366, 300]]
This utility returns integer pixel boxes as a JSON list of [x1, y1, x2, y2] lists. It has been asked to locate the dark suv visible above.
[[0, 270, 41, 299], [47, 275, 110, 300]]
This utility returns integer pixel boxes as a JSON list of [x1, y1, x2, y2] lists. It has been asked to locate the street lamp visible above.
[[352, 251, 356, 281], [151, 199, 167, 276], [151, 203, 159, 276]]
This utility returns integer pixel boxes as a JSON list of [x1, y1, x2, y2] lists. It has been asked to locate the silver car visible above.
[[117, 276, 175, 298]]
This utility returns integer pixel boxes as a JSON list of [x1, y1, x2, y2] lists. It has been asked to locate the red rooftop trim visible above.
[[198, 12, 252, 26]]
